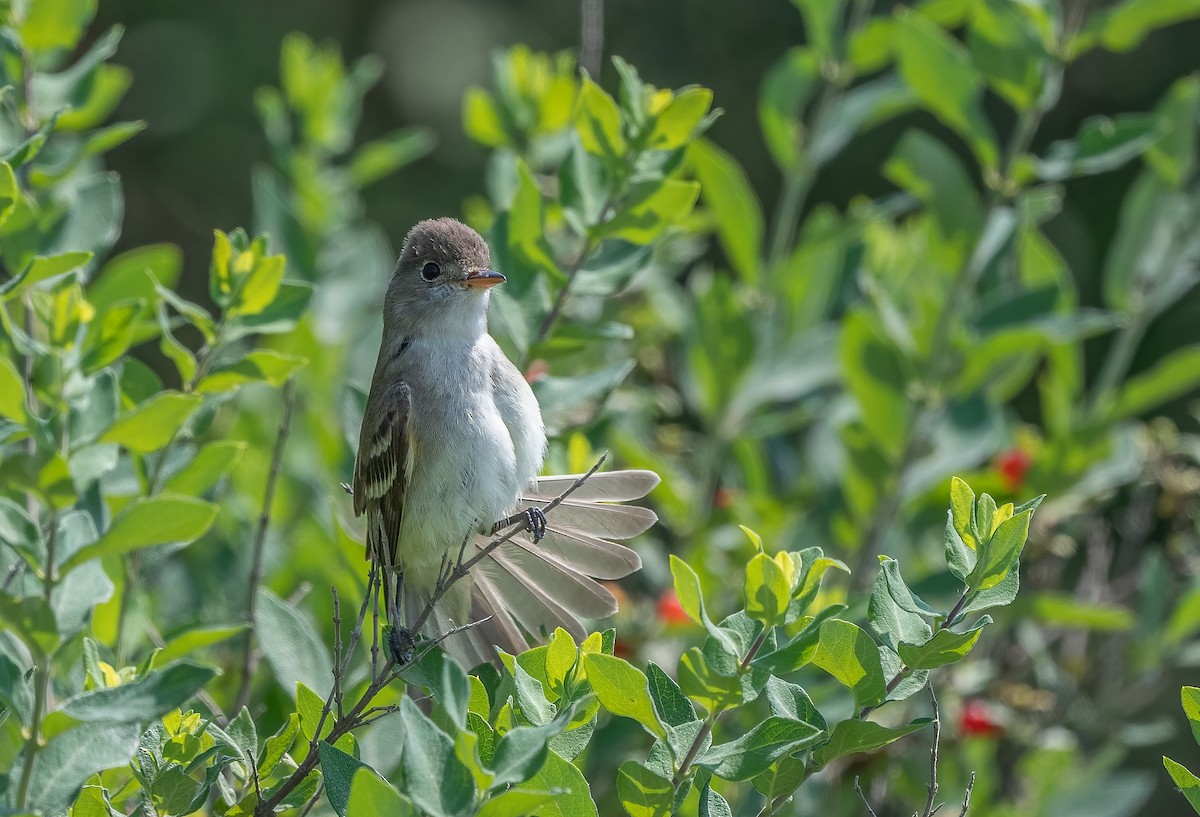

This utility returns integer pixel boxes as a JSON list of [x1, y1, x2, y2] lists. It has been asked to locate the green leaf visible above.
[[1029, 593, 1133, 631], [616, 761, 674, 817], [346, 769, 420, 817], [152, 624, 245, 667], [491, 721, 564, 789], [523, 750, 598, 817], [0, 594, 59, 656], [967, 509, 1033, 591], [792, 0, 843, 54], [744, 552, 791, 626], [575, 77, 626, 164], [647, 87, 713, 150], [840, 308, 911, 459], [544, 627, 577, 696], [163, 441, 247, 495], [894, 10, 997, 169], [1101, 171, 1179, 312], [398, 696, 476, 817], [884, 130, 983, 251], [297, 681, 333, 742], [463, 87, 510, 147], [27, 722, 138, 816], [1183, 687, 1200, 744], [478, 789, 562, 817], [1146, 76, 1200, 186], [1165, 756, 1200, 813], [764, 676, 827, 732], [99, 392, 202, 453], [3, 252, 94, 297], [229, 255, 286, 317], [868, 559, 933, 649], [1072, 0, 1200, 57], [678, 647, 743, 714], [691, 139, 762, 281], [1037, 114, 1160, 181], [0, 356, 29, 423], [227, 281, 314, 339], [88, 244, 182, 312], [17, 0, 96, 52], [320, 741, 368, 817], [697, 717, 824, 781], [812, 718, 932, 767], [810, 76, 917, 166], [259, 712, 300, 778], [699, 781, 733, 817], [669, 556, 744, 661], [0, 160, 16, 231], [812, 619, 887, 709], [597, 180, 700, 245], [195, 350, 306, 394], [61, 496, 217, 571], [966, 0, 1047, 112], [1113, 345, 1200, 420], [758, 47, 820, 171], [257, 587, 334, 698], [646, 662, 697, 728], [61, 662, 215, 722], [351, 128, 436, 187], [581, 653, 665, 738], [898, 617, 990, 669], [81, 299, 142, 374]]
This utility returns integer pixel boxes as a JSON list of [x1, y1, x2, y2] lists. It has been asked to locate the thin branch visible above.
[[236, 378, 297, 713], [529, 235, 600, 365], [958, 773, 976, 817], [854, 777, 881, 817], [921, 685, 942, 817], [332, 588, 344, 718]]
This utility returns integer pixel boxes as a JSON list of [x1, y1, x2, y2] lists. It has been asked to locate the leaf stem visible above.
[[236, 377, 297, 713]]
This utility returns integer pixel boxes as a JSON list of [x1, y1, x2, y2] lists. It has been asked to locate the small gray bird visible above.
[[353, 217, 657, 667]]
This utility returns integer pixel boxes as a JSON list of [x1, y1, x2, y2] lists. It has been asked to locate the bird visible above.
[[351, 217, 658, 668]]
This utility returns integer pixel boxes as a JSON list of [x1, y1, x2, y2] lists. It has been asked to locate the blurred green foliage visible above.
[[2, 0, 1200, 815]]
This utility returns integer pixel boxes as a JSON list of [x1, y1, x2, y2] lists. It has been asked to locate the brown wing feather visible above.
[[352, 380, 412, 565]]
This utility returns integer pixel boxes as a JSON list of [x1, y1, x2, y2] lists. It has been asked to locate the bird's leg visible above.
[[386, 569, 415, 665], [490, 508, 548, 542]]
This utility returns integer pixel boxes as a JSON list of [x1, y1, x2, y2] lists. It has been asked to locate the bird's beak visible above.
[[462, 269, 506, 289]]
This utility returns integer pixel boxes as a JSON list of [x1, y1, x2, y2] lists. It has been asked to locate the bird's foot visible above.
[[387, 625, 415, 665], [490, 508, 548, 542], [523, 508, 547, 542]]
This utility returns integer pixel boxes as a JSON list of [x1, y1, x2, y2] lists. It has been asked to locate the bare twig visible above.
[[331, 588, 344, 718], [958, 773, 976, 817], [854, 777, 881, 817], [236, 378, 297, 713], [254, 454, 611, 816], [922, 685, 942, 817]]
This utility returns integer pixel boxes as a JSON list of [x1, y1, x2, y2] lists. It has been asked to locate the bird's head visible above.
[[384, 217, 504, 337]]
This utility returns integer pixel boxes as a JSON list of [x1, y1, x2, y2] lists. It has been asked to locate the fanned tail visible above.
[[434, 469, 658, 667]]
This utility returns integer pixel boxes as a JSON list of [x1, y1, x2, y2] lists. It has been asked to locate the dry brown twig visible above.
[[253, 453, 610, 815]]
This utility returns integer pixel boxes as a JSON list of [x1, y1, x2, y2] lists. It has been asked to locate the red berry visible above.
[[656, 590, 691, 626], [713, 487, 735, 509], [996, 448, 1033, 493], [959, 699, 1002, 737], [613, 639, 633, 659]]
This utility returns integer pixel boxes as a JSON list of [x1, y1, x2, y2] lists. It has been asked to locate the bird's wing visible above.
[[352, 380, 413, 566]]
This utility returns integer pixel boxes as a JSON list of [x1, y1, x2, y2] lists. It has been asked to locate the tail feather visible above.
[[482, 550, 589, 641], [523, 470, 661, 503], [537, 525, 641, 579], [409, 468, 657, 666], [516, 497, 657, 539]]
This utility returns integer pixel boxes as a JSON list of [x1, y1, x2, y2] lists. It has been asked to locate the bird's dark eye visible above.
[[421, 262, 440, 281]]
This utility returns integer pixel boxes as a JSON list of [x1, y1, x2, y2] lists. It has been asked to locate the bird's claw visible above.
[[525, 508, 547, 542], [387, 625, 415, 665]]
